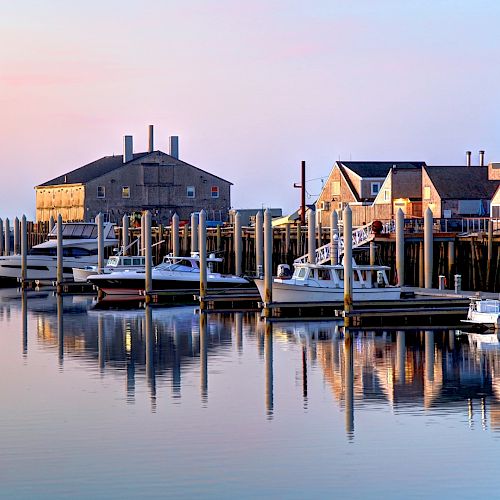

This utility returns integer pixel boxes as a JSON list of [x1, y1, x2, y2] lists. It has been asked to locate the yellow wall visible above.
[[35, 184, 85, 222]]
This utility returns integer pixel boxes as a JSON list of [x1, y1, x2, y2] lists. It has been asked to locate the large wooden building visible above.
[[35, 132, 232, 224]]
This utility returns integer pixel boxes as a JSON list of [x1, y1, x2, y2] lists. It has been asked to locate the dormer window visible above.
[[371, 182, 381, 196]]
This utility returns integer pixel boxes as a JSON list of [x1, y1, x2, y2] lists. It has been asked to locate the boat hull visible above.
[[255, 279, 401, 303], [89, 273, 253, 296]]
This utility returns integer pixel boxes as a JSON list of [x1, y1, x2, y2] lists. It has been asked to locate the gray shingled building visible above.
[[35, 129, 232, 224]]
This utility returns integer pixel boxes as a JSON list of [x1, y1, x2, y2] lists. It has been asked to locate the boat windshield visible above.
[[47, 223, 115, 240], [156, 258, 199, 272]]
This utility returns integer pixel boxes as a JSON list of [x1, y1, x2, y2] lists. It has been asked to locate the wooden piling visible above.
[[142, 211, 152, 298], [308, 208, 316, 263], [190, 212, 199, 253], [172, 213, 180, 257], [4, 217, 10, 256], [122, 214, 130, 255], [424, 208, 433, 288], [199, 210, 207, 309], [234, 211, 242, 275], [396, 208, 404, 286], [331, 210, 339, 265], [56, 214, 63, 285], [96, 213, 104, 273], [13, 216, 19, 255], [263, 208, 273, 313], [343, 206, 353, 325], [0, 218, 4, 257], [255, 210, 263, 276], [21, 215, 27, 285]]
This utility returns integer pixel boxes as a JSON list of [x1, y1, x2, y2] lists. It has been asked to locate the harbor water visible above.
[[1, 289, 500, 498]]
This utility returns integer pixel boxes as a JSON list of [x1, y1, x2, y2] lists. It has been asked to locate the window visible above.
[[370, 182, 381, 196], [122, 186, 130, 198], [332, 181, 341, 196], [211, 186, 219, 198], [424, 186, 431, 200], [384, 189, 390, 201], [317, 269, 331, 280], [97, 186, 105, 198], [187, 186, 195, 198]]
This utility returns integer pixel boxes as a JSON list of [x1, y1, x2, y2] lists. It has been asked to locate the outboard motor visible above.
[[277, 264, 292, 279]]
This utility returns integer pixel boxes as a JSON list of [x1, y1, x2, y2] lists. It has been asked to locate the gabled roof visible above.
[[340, 161, 426, 178], [37, 152, 151, 187], [424, 166, 498, 199], [36, 151, 233, 187]]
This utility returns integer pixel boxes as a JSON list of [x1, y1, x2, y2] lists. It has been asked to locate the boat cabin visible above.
[[106, 255, 145, 268], [288, 263, 391, 289]]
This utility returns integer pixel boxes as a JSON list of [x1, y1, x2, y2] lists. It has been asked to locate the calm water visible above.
[[1, 290, 500, 499]]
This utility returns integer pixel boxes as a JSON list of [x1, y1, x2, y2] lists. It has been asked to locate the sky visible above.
[[1, 0, 500, 220]]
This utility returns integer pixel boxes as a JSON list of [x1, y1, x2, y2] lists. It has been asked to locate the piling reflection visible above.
[[265, 321, 273, 419], [9, 289, 500, 432], [200, 312, 208, 404], [21, 291, 27, 357], [57, 294, 64, 365]]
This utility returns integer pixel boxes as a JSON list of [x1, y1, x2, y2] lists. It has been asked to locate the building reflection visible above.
[[8, 289, 500, 430]]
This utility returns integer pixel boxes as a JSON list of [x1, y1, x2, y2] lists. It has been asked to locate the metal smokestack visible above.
[[479, 150, 485, 167], [169, 136, 179, 159], [148, 125, 154, 153], [123, 135, 133, 163], [466, 151, 471, 167]]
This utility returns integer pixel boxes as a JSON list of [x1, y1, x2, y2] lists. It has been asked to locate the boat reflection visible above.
[[8, 289, 500, 435]]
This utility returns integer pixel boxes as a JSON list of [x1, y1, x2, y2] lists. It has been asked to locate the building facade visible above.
[[35, 138, 232, 224]]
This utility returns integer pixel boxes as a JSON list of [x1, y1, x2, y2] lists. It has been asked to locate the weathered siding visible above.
[[35, 184, 85, 222]]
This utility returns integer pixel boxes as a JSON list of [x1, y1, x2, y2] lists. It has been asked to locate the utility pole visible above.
[[293, 161, 306, 225]]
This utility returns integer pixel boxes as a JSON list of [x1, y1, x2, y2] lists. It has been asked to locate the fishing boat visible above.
[[462, 297, 500, 330], [255, 260, 401, 304], [0, 222, 118, 284], [87, 253, 251, 297]]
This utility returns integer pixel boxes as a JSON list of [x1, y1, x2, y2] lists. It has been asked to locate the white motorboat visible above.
[[72, 254, 146, 283], [0, 222, 118, 284], [255, 261, 401, 304], [462, 298, 500, 330], [87, 253, 252, 296]]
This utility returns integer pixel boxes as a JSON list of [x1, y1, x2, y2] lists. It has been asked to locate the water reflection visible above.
[[6, 290, 500, 436]]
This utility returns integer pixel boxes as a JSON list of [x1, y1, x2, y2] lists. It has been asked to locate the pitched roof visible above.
[[340, 161, 426, 178], [37, 152, 151, 187], [36, 151, 233, 187], [391, 168, 422, 200], [424, 166, 498, 199]]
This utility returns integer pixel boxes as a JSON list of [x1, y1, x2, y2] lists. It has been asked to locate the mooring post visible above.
[[263, 208, 273, 314], [13, 217, 19, 255], [96, 213, 104, 274], [331, 210, 339, 266], [122, 214, 129, 255], [234, 211, 242, 276], [199, 210, 207, 310], [172, 213, 180, 257], [424, 207, 433, 289], [0, 218, 4, 257], [216, 224, 222, 252], [255, 210, 263, 276], [316, 210, 322, 249], [4, 217, 10, 256], [487, 220, 493, 289], [190, 212, 199, 253], [284, 222, 291, 256], [447, 240, 455, 287], [56, 214, 63, 286], [140, 215, 145, 256], [144, 211, 152, 297], [396, 330, 405, 383], [49, 215, 55, 232], [308, 207, 316, 264], [418, 241, 424, 288], [21, 215, 27, 286], [343, 206, 353, 325], [396, 208, 405, 286]]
